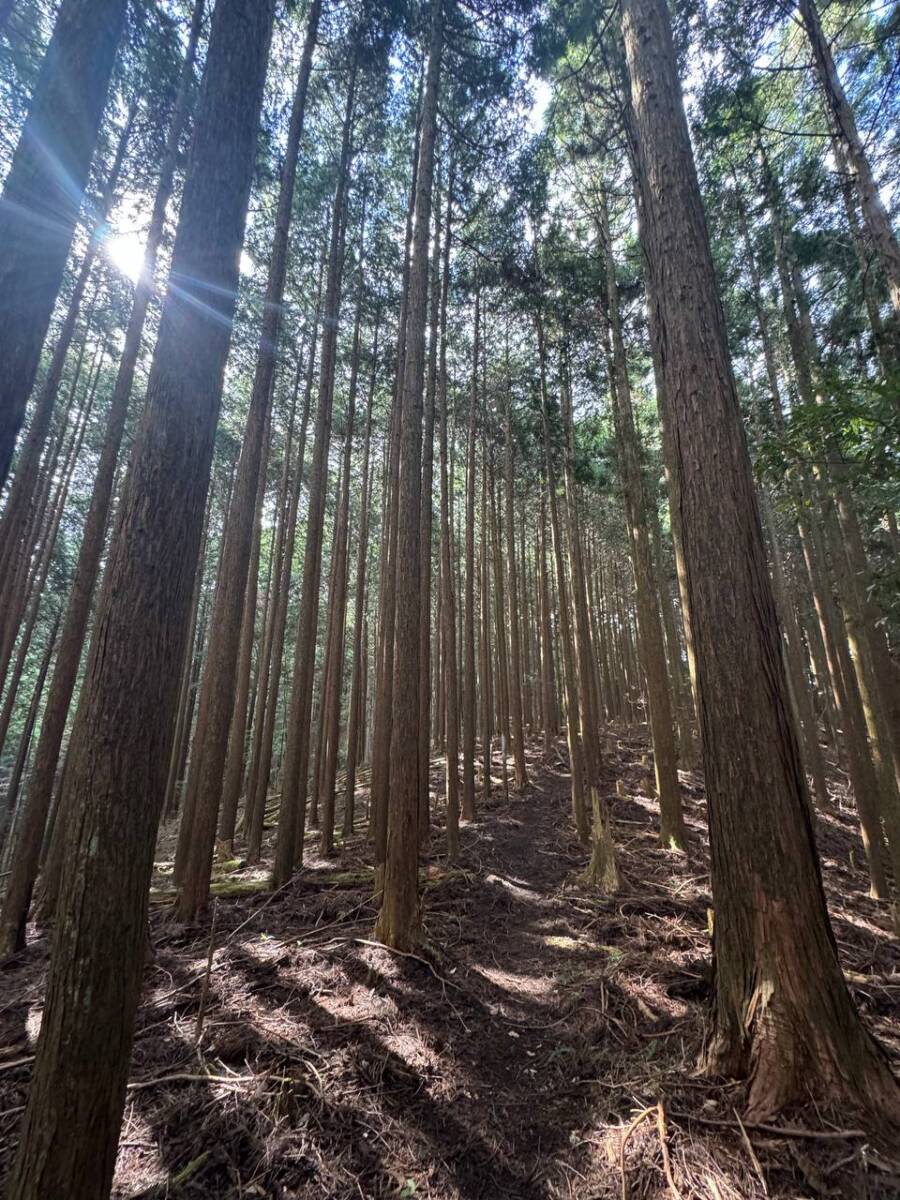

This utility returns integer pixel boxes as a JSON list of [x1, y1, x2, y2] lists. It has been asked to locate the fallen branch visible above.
[[657, 1101, 683, 1200], [669, 1109, 867, 1141], [126, 1071, 260, 1093]]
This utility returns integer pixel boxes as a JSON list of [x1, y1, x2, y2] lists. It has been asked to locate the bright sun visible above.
[[105, 231, 146, 283]]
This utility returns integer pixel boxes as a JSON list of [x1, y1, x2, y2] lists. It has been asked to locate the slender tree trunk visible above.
[[273, 61, 356, 886], [536, 316, 590, 846], [437, 182, 460, 862], [598, 191, 685, 849], [177, 0, 320, 920], [479, 432, 492, 800], [217, 428, 270, 851], [538, 488, 558, 754], [418, 184, 442, 841], [321, 259, 365, 856], [246, 262, 325, 860], [343, 329, 378, 837], [375, 0, 443, 951], [462, 290, 479, 821], [503, 346, 528, 790]]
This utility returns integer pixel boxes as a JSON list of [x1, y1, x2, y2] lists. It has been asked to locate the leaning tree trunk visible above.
[[0, 1, 206, 960], [620, 0, 900, 1124], [6, 5, 275, 1196], [176, 0, 321, 920], [797, 0, 900, 316], [0, 0, 128, 485]]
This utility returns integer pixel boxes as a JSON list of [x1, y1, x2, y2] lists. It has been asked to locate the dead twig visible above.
[[734, 1107, 769, 1195], [656, 1101, 683, 1199], [619, 1104, 656, 1200]]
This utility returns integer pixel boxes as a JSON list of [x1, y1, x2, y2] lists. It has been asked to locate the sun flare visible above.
[[105, 231, 146, 283]]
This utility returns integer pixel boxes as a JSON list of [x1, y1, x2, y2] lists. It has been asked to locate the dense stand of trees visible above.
[[0, 0, 898, 1191]]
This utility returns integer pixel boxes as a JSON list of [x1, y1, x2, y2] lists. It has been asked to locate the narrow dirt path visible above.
[[2, 738, 899, 1198]]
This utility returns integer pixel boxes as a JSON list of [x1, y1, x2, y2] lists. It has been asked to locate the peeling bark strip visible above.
[[620, 0, 900, 1123]]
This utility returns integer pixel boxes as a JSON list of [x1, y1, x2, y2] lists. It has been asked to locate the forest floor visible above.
[[2, 733, 900, 1199]]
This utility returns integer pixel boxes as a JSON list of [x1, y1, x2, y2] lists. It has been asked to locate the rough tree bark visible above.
[[176, 0, 321, 920], [6, 5, 275, 1194], [375, 0, 443, 951], [273, 60, 356, 886], [0, 0, 206, 959], [621, 0, 900, 1123], [597, 189, 685, 849]]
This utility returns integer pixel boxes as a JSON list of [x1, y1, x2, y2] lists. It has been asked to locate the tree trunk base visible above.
[[582, 789, 619, 892], [703, 965, 900, 1132]]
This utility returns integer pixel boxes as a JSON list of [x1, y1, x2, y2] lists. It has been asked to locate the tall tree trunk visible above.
[[6, 3, 275, 1192], [418, 183, 443, 841], [461, 290, 479, 821], [620, 0, 899, 1123], [536, 316, 590, 847], [503, 345, 528, 790], [273, 60, 356, 886], [598, 191, 685, 849], [375, 0, 443, 951], [556, 340, 617, 884], [0, 0, 128, 485], [176, 0, 320, 920], [538, 487, 558, 754], [245, 263, 325, 860], [479, 431, 492, 800], [321, 259, 365, 856], [343, 327, 378, 838], [0, 2, 206, 959], [217, 426, 270, 851], [437, 181, 460, 862], [370, 85, 423, 866]]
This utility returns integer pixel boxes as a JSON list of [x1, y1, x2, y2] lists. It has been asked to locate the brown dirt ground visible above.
[[1, 733, 900, 1198]]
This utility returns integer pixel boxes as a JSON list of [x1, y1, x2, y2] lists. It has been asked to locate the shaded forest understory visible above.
[[4, 735, 899, 1200]]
